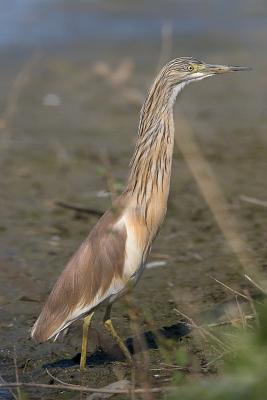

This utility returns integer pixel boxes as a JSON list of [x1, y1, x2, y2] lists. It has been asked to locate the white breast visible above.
[[114, 214, 144, 280]]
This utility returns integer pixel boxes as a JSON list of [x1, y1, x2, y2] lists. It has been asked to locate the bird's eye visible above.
[[187, 65, 195, 72]]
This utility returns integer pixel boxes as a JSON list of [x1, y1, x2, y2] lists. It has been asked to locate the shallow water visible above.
[[1, 0, 267, 47]]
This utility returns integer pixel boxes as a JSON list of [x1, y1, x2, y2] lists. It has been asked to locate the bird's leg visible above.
[[103, 305, 132, 364], [80, 312, 94, 370]]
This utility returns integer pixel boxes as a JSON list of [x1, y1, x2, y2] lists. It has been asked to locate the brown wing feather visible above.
[[31, 208, 127, 342]]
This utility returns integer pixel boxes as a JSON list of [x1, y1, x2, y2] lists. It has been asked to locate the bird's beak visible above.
[[201, 63, 252, 74]]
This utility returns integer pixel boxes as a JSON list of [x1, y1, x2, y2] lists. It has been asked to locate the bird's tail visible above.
[[31, 302, 68, 342], [31, 279, 73, 342]]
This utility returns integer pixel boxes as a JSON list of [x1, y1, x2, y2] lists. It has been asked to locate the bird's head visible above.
[[144, 57, 251, 115], [163, 57, 251, 86], [154, 57, 251, 106]]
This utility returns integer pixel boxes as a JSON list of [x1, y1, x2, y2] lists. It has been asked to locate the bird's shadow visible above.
[[43, 322, 190, 369]]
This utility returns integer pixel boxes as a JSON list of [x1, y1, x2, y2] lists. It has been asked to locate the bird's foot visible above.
[[104, 319, 133, 365]]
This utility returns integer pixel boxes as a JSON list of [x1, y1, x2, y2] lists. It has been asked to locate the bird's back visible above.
[[31, 203, 132, 342]]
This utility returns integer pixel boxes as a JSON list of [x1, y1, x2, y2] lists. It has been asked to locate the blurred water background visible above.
[[0, 0, 266, 48], [0, 1, 267, 398]]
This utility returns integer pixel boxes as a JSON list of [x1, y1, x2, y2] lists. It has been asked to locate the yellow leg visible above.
[[103, 305, 132, 364], [80, 312, 94, 370]]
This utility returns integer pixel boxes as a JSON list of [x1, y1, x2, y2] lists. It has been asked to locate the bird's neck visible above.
[[125, 79, 185, 235]]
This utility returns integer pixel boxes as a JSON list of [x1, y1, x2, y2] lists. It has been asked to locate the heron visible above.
[[31, 57, 250, 369]]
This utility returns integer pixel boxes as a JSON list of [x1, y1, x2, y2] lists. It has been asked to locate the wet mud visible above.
[[0, 1, 267, 399]]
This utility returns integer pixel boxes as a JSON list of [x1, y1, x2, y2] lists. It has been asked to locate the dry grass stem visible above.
[[158, 363, 191, 372], [174, 117, 263, 287], [1, 52, 42, 134], [157, 22, 173, 71], [45, 369, 73, 386], [87, 380, 131, 400], [244, 289, 260, 327], [0, 373, 17, 400], [174, 308, 230, 352], [205, 315, 254, 328], [130, 367, 136, 400], [99, 151, 119, 201], [204, 351, 230, 368], [13, 346, 22, 400], [244, 274, 267, 295], [151, 253, 171, 260], [207, 274, 251, 301], [240, 195, 267, 208], [46, 370, 132, 400], [126, 297, 153, 400], [235, 296, 246, 329]]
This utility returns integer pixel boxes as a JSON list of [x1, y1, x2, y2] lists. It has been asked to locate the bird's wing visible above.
[[31, 209, 127, 342]]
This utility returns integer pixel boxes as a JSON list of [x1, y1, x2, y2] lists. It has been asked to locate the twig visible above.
[[0, 382, 175, 395], [240, 195, 267, 208], [55, 201, 103, 217]]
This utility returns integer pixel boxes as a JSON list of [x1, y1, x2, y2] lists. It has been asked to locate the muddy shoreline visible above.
[[0, 1, 267, 399]]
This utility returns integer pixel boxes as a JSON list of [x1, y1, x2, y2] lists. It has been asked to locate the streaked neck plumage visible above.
[[125, 73, 187, 237]]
